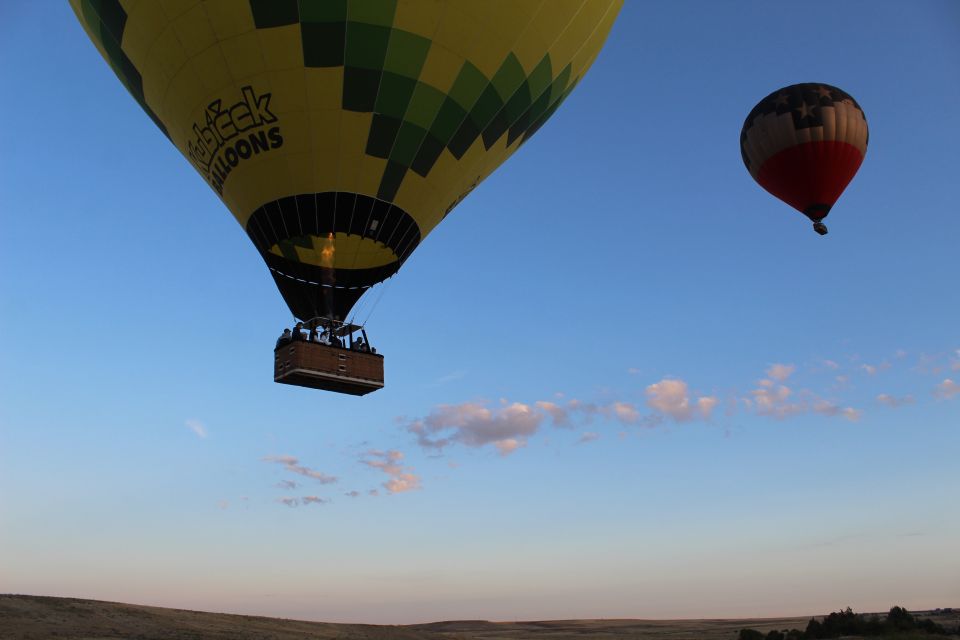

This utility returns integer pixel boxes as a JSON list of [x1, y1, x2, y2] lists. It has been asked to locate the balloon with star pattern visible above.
[[740, 83, 868, 235]]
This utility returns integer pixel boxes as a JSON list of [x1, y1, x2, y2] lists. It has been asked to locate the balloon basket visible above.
[[274, 322, 384, 395]]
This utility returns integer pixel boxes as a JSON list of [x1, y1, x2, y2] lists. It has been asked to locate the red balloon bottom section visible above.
[[756, 140, 864, 221]]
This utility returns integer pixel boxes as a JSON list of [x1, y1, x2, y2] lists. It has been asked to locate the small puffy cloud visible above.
[[368, 489, 380, 497], [748, 374, 860, 422], [362, 450, 421, 494], [263, 455, 337, 484], [861, 362, 891, 375], [934, 379, 960, 400], [217, 500, 229, 510], [646, 378, 717, 422], [578, 431, 599, 444], [277, 497, 299, 508], [185, 419, 207, 439], [751, 383, 806, 419], [612, 402, 640, 424], [876, 394, 915, 408], [766, 363, 796, 382], [494, 438, 524, 456], [813, 400, 862, 422], [301, 496, 329, 505], [627, 367, 641, 375], [405, 401, 543, 454], [535, 401, 570, 427], [344, 490, 361, 498], [822, 359, 841, 370], [276, 480, 298, 490]]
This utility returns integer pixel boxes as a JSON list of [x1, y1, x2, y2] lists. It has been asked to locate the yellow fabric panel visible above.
[[188, 39, 232, 94], [304, 67, 343, 111], [171, 3, 218, 59], [269, 68, 309, 116], [256, 24, 303, 71], [119, 1, 168, 69], [393, 0, 445, 36], [159, 64, 205, 138], [417, 42, 464, 94], [202, 0, 256, 40], [219, 30, 265, 81], [159, 0, 198, 21]]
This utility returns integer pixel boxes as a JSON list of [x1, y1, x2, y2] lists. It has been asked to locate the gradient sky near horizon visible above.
[[1, 0, 958, 625]]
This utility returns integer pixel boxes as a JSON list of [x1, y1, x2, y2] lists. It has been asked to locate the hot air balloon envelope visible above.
[[70, 0, 623, 319], [740, 83, 868, 234]]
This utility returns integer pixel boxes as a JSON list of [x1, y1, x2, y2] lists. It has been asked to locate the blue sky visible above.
[[1, 0, 958, 624]]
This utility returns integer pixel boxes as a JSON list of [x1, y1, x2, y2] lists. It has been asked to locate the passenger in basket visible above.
[[275, 328, 292, 348], [292, 322, 305, 341]]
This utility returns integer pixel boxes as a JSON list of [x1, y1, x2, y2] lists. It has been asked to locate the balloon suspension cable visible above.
[[355, 276, 395, 328], [813, 221, 828, 236]]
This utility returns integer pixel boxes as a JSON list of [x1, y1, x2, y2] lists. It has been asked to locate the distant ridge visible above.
[[1, 594, 956, 640]]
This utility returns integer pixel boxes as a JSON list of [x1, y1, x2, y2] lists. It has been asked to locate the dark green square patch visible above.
[[389, 121, 427, 167], [344, 22, 390, 70], [299, 0, 346, 22], [374, 72, 417, 119], [383, 29, 431, 79], [377, 160, 408, 201], [411, 134, 445, 177], [429, 97, 467, 145], [348, 0, 397, 27], [301, 21, 345, 67], [342, 66, 382, 111], [250, 0, 299, 28], [365, 114, 401, 158]]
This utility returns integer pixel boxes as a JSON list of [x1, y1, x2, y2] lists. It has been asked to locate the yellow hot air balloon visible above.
[[71, 0, 622, 393]]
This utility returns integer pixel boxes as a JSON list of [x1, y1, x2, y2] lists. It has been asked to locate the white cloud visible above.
[[934, 379, 960, 400], [494, 438, 524, 456], [535, 401, 570, 427], [612, 402, 640, 424], [747, 373, 860, 422], [822, 360, 841, 370], [876, 394, 915, 408], [344, 490, 361, 498], [185, 418, 207, 439], [263, 455, 337, 484], [301, 496, 329, 505], [277, 497, 299, 508], [578, 431, 599, 444], [405, 402, 543, 454], [276, 480, 298, 490], [645, 378, 717, 422], [751, 382, 806, 419], [813, 400, 862, 422], [861, 362, 891, 375], [362, 450, 421, 494], [766, 363, 796, 381], [627, 367, 641, 375]]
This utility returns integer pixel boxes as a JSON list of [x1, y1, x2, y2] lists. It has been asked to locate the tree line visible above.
[[738, 606, 955, 640]]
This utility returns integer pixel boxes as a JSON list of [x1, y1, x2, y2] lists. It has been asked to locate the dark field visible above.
[[1, 595, 957, 640]]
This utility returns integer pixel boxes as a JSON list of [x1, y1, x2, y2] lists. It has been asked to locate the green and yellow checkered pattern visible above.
[[71, 0, 621, 319]]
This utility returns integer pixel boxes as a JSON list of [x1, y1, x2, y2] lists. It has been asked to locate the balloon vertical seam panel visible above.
[[70, 0, 623, 319]]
